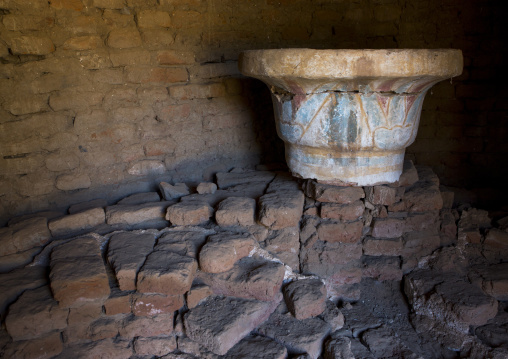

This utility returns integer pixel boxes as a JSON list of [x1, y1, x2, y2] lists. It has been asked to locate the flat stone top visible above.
[[239, 48, 463, 93]]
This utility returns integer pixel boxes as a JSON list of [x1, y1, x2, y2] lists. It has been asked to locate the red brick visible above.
[[371, 218, 406, 238], [365, 185, 397, 206], [317, 221, 363, 243]]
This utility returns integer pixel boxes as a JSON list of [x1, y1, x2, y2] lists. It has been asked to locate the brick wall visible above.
[[0, 0, 505, 224]]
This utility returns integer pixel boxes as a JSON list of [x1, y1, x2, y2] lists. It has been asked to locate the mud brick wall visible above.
[[0, 0, 506, 225]]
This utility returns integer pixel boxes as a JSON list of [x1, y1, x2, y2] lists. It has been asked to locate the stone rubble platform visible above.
[[0, 162, 508, 358]]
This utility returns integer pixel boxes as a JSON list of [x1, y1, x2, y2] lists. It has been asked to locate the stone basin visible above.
[[239, 49, 463, 186]]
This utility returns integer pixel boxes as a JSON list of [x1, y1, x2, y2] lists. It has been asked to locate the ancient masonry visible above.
[[1, 164, 508, 358]]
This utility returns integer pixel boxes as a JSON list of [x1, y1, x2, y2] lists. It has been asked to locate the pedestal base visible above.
[[286, 144, 405, 186]]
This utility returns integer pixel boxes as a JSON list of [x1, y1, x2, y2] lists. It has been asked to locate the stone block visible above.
[[55, 173, 91, 191], [0, 247, 42, 273], [196, 182, 217, 194], [132, 293, 184, 316], [159, 182, 190, 200], [107, 232, 156, 291], [301, 240, 362, 277], [186, 284, 213, 309], [49, 236, 110, 308], [317, 221, 363, 243], [86, 316, 122, 341], [363, 237, 403, 256], [1, 332, 63, 359], [137, 251, 197, 295], [258, 190, 305, 229], [10, 36, 55, 55], [199, 232, 257, 273], [165, 201, 213, 226], [257, 313, 331, 359], [48, 207, 105, 237], [5, 285, 68, 341], [305, 181, 365, 204], [49, 89, 103, 111], [107, 28, 142, 48], [224, 335, 288, 359], [170, 83, 227, 100], [198, 257, 285, 301], [49, 0, 84, 10], [133, 336, 177, 357], [184, 295, 281, 355], [215, 197, 256, 226], [0, 217, 51, 256], [216, 170, 276, 189], [371, 217, 406, 238], [106, 202, 171, 228], [320, 200, 364, 221], [45, 152, 79, 172], [126, 66, 188, 84], [283, 279, 326, 320], [469, 263, 508, 301], [394, 160, 419, 187], [264, 226, 300, 255], [93, 0, 125, 8]]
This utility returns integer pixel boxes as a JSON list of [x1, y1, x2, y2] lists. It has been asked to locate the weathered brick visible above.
[[93, 0, 125, 9], [107, 28, 142, 49], [363, 256, 402, 281], [5, 286, 68, 341], [2, 15, 54, 31], [49, 89, 103, 111], [107, 232, 156, 291], [48, 207, 105, 237], [199, 232, 257, 273], [317, 221, 363, 243], [56, 173, 91, 191], [120, 313, 174, 339], [363, 237, 403, 256], [365, 185, 397, 206], [110, 48, 150, 66], [4, 94, 49, 115], [320, 201, 364, 221], [134, 336, 177, 357], [50, 236, 110, 308], [156, 50, 195, 65], [2, 332, 63, 359], [166, 201, 213, 226], [132, 293, 184, 316], [45, 152, 79, 172], [186, 284, 213, 308], [126, 66, 188, 84], [283, 279, 326, 320], [49, 0, 83, 11], [258, 190, 305, 229], [215, 197, 256, 226], [63, 35, 103, 50], [305, 181, 365, 204], [104, 293, 132, 315], [137, 10, 171, 28], [0, 217, 51, 256], [137, 251, 197, 295], [10, 36, 55, 55], [371, 218, 406, 238], [127, 160, 165, 176], [170, 83, 226, 100], [140, 28, 175, 49]]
